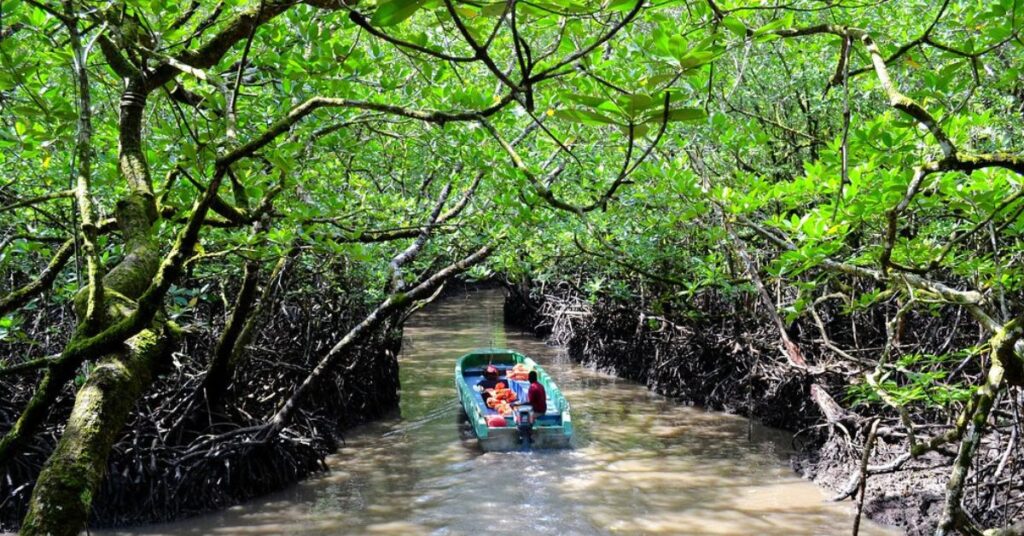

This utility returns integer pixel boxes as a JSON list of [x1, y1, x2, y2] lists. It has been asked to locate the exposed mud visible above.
[[795, 436, 949, 535]]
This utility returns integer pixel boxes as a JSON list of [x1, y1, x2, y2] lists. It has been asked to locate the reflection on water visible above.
[[101, 290, 896, 536]]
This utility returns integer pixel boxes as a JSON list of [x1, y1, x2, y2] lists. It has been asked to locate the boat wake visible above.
[[381, 399, 461, 438]]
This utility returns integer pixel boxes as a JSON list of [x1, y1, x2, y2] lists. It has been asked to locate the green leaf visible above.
[[644, 107, 707, 124], [554, 109, 620, 126], [615, 93, 662, 117], [753, 13, 794, 37], [607, 0, 638, 11], [371, 0, 428, 26], [564, 93, 612, 108], [721, 16, 746, 37], [480, 2, 508, 16], [619, 123, 650, 138], [674, 50, 717, 70]]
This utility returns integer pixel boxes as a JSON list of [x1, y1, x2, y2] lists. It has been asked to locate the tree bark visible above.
[[15, 74, 224, 530], [935, 317, 1023, 536], [201, 258, 261, 403], [19, 326, 173, 536]]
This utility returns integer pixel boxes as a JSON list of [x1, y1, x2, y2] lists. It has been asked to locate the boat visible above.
[[455, 348, 573, 451]]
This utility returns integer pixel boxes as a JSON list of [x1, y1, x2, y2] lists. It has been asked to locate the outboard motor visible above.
[[516, 404, 534, 448]]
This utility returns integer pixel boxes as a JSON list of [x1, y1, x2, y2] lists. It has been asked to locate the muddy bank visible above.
[[504, 282, 824, 431], [502, 282, 969, 535], [0, 258, 402, 530]]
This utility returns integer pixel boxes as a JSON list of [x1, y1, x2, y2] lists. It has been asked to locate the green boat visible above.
[[455, 348, 573, 451]]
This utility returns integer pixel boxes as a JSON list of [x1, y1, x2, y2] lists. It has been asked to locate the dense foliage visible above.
[[0, 0, 1022, 534]]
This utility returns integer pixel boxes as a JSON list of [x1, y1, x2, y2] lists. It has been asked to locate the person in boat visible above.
[[474, 365, 502, 401], [526, 370, 547, 423]]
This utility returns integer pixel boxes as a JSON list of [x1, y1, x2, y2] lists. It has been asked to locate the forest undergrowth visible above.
[[0, 257, 401, 528]]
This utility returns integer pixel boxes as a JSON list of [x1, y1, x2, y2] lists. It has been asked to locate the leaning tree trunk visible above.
[[18, 326, 172, 534], [11, 2, 315, 531], [17, 83, 180, 535]]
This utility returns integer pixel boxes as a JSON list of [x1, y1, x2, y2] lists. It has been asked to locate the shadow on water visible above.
[[99, 289, 897, 536]]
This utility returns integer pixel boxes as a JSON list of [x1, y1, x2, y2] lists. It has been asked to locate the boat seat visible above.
[[478, 395, 561, 422], [507, 379, 529, 401]]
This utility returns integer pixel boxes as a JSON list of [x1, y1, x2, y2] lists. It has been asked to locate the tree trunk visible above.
[[201, 258, 261, 403], [19, 326, 173, 536], [16, 81, 219, 532]]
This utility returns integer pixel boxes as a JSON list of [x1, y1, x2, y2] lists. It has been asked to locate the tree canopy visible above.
[[1, 0, 1023, 534]]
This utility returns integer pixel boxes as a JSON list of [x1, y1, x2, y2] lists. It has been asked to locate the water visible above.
[[102, 289, 896, 535]]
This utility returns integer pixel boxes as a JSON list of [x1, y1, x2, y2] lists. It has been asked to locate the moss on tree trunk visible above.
[[19, 326, 172, 536]]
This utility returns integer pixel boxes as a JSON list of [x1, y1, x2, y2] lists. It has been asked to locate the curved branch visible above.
[[881, 155, 1024, 273], [96, 33, 140, 78], [263, 243, 493, 436], [0, 356, 59, 377], [0, 173, 225, 467], [838, 0, 950, 83], [0, 238, 74, 318], [218, 94, 515, 168], [479, 118, 584, 215], [441, 0, 522, 92], [572, 233, 686, 286], [927, 190, 1023, 273], [530, 0, 644, 83], [145, 0, 296, 92], [480, 94, 672, 216], [582, 93, 672, 212], [732, 213, 998, 331], [67, 12, 105, 334], [0, 190, 75, 214], [388, 182, 453, 292], [438, 171, 483, 224], [862, 34, 955, 159], [348, 11, 476, 63]]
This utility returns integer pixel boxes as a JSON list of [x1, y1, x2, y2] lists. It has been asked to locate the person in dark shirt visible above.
[[476, 365, 501, 402], [476, 365, 500, 389], [527, 370, 547, 423]]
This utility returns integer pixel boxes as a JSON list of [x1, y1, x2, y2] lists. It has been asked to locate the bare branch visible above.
[[0, 356, 59, 377], [0, 190, 75, 214], [530, 0, 644, 83], [348, 11, 476, 63], [218, 95, 515, 168], [264, 243, 493, 436], [388, 182, 453, 292]]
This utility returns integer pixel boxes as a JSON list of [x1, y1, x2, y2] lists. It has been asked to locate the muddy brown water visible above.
[[99, 289, 897, 535]]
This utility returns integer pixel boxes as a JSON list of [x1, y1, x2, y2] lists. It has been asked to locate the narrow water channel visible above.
[[104, 289, 896, 535]]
